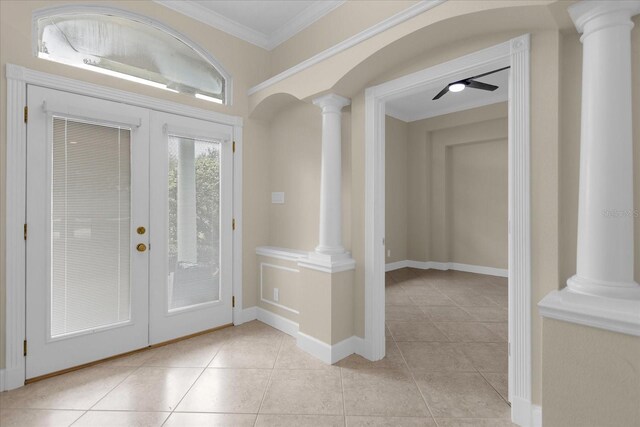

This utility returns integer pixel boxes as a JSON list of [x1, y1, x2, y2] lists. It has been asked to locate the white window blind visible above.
[[51, 117, 131, 337]]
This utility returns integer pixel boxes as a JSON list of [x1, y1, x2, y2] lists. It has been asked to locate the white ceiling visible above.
[[155, 0, 345, 50], [386, 66, 509, 122]]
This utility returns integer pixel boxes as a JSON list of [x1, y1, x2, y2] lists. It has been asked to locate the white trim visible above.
[[364, 35, 531, 424], [6, 65, 241, 127], [4, 64, 243, 390], [259, 263, 300, 315], [385, 260, 410, 272], [296, 332, 363, 365], [297, 254, 356, 274], [386, 260, 508, 277], [244, 306, 363, 364], [538, 289, 640, 337], [248, 0, 445, 95], [512, 396, 543, 427], [154, 1, 344, 51], [256, 246, 308, 262], [32, 5, 233, 106], [256, 307, 299, 338], [232, 124, 244, 325], [238, 306, 258, 325]]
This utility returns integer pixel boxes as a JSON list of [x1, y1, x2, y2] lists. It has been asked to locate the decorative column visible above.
[[311, 93, 351, 261], [177, 138, 197, 263], [566, 1, 640, 299]]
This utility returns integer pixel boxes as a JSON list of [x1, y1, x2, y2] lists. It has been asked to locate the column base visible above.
[[298, 251, 356, 273], [539, 287, 640, 336], [567, 275, 640, 300]]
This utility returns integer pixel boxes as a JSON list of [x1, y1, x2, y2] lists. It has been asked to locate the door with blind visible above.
[[25, 86, 234, 379], [26, 86, 150, 379]]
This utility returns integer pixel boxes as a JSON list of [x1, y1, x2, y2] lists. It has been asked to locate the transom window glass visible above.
[[36, 11, 229, 104]]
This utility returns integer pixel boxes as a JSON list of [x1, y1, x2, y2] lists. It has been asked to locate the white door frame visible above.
[[363, 35, 532, 425], [3, 64, 244, 391]]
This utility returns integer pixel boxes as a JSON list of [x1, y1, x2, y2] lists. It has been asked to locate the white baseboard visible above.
[[236, 306, 258, 325], [256, 307, 299, 338], [242, 305, 362, 365], [386, 259, 508, 278], [512, 396, 542, 427], [0, 367, 24, 391]]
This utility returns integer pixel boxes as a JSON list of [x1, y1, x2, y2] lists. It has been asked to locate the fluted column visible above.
[[312, 94, 351, 257], [567, 0, 640, 299]]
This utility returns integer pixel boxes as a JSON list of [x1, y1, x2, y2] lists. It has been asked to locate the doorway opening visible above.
[[363, 34, 532, 424]]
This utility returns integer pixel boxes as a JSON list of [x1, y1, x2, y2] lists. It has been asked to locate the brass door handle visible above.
[[136, 243, 147, 252]]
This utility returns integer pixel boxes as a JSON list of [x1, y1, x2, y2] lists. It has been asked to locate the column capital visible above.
[[312, 93, 351, 112], [569, 0, 640, 37]]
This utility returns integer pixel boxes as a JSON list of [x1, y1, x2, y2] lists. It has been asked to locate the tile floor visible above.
[[0, 268, 513, 426]]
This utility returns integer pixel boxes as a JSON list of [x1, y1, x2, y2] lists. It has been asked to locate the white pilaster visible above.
[[566, 0, 640, 299]]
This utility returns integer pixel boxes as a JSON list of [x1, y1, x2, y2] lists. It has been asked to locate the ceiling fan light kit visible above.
[[433, 66, 510, 100]]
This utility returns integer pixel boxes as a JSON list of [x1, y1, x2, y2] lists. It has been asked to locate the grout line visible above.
[[339, 366, 347, 422], [253, 335, 284, 426]]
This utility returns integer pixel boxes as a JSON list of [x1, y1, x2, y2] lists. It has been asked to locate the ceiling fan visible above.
[[432, 66, 510, 100]]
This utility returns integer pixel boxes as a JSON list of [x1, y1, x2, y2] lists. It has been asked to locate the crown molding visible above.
[[154, 0, 345, 51], [249, 0, 446, 95]]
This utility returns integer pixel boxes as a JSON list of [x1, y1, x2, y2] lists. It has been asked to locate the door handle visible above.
[[136, 243, 147, 252]]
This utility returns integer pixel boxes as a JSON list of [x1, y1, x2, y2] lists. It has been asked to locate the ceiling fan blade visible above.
[[468, 66, 510, 81], [432, 86, 449, 100], [467, 80, 499, 91]]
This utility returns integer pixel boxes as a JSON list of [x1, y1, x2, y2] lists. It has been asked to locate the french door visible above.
[[25, 86, 233, 379]]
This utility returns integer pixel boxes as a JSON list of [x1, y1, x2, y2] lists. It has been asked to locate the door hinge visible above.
[[23, 223, 27, 240], [24, 106, 28, 123], [23, 339, 27, 356], [232, 296, 235, 308], [232, 218, 236, 231], [232, 141, 235, 153]]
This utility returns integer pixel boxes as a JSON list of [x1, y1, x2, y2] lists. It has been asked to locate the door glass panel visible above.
[[167, 135, 221, 311], [51, 117, 131, 338]]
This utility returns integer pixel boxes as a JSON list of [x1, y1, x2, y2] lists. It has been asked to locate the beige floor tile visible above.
[[337, 341, 405, 370], [143, 337, 224, 368], [433, 322, 502, 343], [396, 342, 475, 373], [446, 293, 498, 307], [487, 294, 508, 307], [93, 367, 202, 411], [481, 372, 509, 402], [275, 336, 335, 370], [389, 268, 418, 282], [73, 411, 169, 426], [435, 418, 516, 426], [0, 365, 135, 410], [480, 322, 508, 341], [164, 413, 257, 427], [0, 409, 83, 427], [461, 307, 508, 322], [260, 369, 343, 415], [408, 294, 456, 306], [419, 306, 473, 322], [210, 337, 282, 368], [100, 348, 159, 367], [386, 293, 416, 306], [346, 416, 436, 426], [414, 372, 510, 419], [226, 321, 285, 343], [459, 343, 507, 373], [386, 305, 429, 321], [387, 321, 450, 342], [177, 368, 270, 413], [342, 368, 429, 417], [256, 414, 345, 426], [385, 273, 396, 286]]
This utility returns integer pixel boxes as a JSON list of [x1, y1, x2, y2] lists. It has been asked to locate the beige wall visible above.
[[385, 116, 409, 264], [542, 319, 640, 427], [385, 104, 508, 270], [0, 0, 272, 368]]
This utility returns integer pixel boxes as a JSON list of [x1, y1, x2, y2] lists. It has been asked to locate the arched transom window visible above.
[[35, 7, 231, 104]]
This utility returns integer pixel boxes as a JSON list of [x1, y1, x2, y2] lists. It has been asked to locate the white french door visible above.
[[25, 86, 233, 379], [149, 112, 233, 344]]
